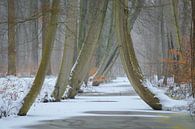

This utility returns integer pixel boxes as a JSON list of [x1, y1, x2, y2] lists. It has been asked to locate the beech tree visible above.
[[191, 0, 195, 97], [171, 0, 182, 50], [93, 0, 144, 86], [52, 0, 77, 101], [41, 0, 52, 75], [7, 0, 16, 75], [30, 0, 39, 75], [67, 0, 109, 98], [18, 0, 60, 116], [114, 0, 162, 110], [0, 0, 192, 113]]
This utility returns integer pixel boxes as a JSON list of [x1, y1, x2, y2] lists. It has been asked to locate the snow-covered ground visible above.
[[143, 80, 192, 111], [0, 95, 156, 129], [81, 77, 135, 94], [0, 76, 147, 129], [0, 76, 56, 117], [0, 76, 194, 129]]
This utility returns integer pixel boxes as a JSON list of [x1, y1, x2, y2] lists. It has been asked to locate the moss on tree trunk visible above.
[[114, 0, 162, 110], [52, 0, 77, 101], [17, 0, 60, 116], [8, 0, 16, 75], [68, 0, 109, 98]]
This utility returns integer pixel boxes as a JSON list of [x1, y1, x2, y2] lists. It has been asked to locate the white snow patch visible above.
[[143, 79, 190, 111], [82, 77, 134, 94], [0, 76, 56, 117], [0, 95, 155, 129], [0, 76, 193, 129]]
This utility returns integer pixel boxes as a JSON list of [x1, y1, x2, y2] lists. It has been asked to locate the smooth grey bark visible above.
[[41, 0, 52, 75], [78, 0, 88, 51], [93, 0, 144, 85], [101, 47, 120, 77], [114, 0, 162, 110], [30, 0, 39, 75], [91, 1, 115, 85], [92, 45, 119, 86], [52, 0, 77, 101], [191, 0, 195, 97], [8, 0, 16, 75], [18, 0, 60, 116], [181, 0, 190, 36], [160, 0, 166, 76], [128, 0, 144, 30], [68, 0, 109, 98], [171, 0, 181, 51]]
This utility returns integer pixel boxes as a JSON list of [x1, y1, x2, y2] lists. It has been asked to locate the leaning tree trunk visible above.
[[114, 0, 162, 110], [78, 0, 88, 51], [92, 7, 114, 85], [8, 0, 16, 75], [67, 0, 108, 98], [52, 0, 77, 101], [18, 0, 60, 116], [102, 47, 119, 77], [92, 45, 119, 86], [93, 0, 144, 85]]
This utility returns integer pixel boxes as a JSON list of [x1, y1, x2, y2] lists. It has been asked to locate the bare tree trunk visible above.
[[160, 0, 166, 76], [52, 0, 77, 101], [92, 45, 119, 86], [78, 0, 88, 51], [18, 0, 60, 116], [181, 0, 190, 36], [30, 0, 39, 75], [93, 0, 144, 85], [68, 0, 108, 98], [101, 48, 119, 77], [92, 2, 114, 85], [191, 0, 195, 97], [128, 0, 144, 31], [8, 0, 16, 75], [171, 0, 182, 50], [114, 0, 162, 110], [41, 0, 52, 75], [75, 0, 89, 86]]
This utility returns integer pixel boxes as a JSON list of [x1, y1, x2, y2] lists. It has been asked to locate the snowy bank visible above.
[[143, 80, 192, 111], [0, 76, 56, 117]]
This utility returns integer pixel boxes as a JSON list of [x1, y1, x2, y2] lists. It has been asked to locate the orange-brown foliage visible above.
[[89, 67, 97, 76], [161, 36, 191, 83]]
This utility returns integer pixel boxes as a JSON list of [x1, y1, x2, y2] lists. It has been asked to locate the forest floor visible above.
[[0, 77, 194, 129]]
